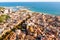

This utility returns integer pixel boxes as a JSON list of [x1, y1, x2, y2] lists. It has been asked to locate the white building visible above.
[[4, 9, 8, 13], [4, 8, 13, 14]]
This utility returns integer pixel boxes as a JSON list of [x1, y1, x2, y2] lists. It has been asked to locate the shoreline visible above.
[[0, 6, 59, 16], [19, 8, 57, 17]]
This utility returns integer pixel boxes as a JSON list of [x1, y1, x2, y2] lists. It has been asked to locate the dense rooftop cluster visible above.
[[0, 7, 60, 40]]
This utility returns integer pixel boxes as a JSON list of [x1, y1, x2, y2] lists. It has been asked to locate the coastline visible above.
[[0, 2, 60, 16], [0, 6, 60, 16]]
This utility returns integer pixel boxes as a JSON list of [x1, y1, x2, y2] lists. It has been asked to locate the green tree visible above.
[[0, 15, 10, 23]]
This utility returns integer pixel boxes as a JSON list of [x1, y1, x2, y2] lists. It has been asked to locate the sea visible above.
[[0, 2, 60, 16]]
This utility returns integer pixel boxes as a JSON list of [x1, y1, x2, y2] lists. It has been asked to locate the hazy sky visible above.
[[0, 0, 60, 2]]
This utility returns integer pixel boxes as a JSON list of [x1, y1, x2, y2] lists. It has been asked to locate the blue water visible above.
[[0, 2, 60, 16]]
